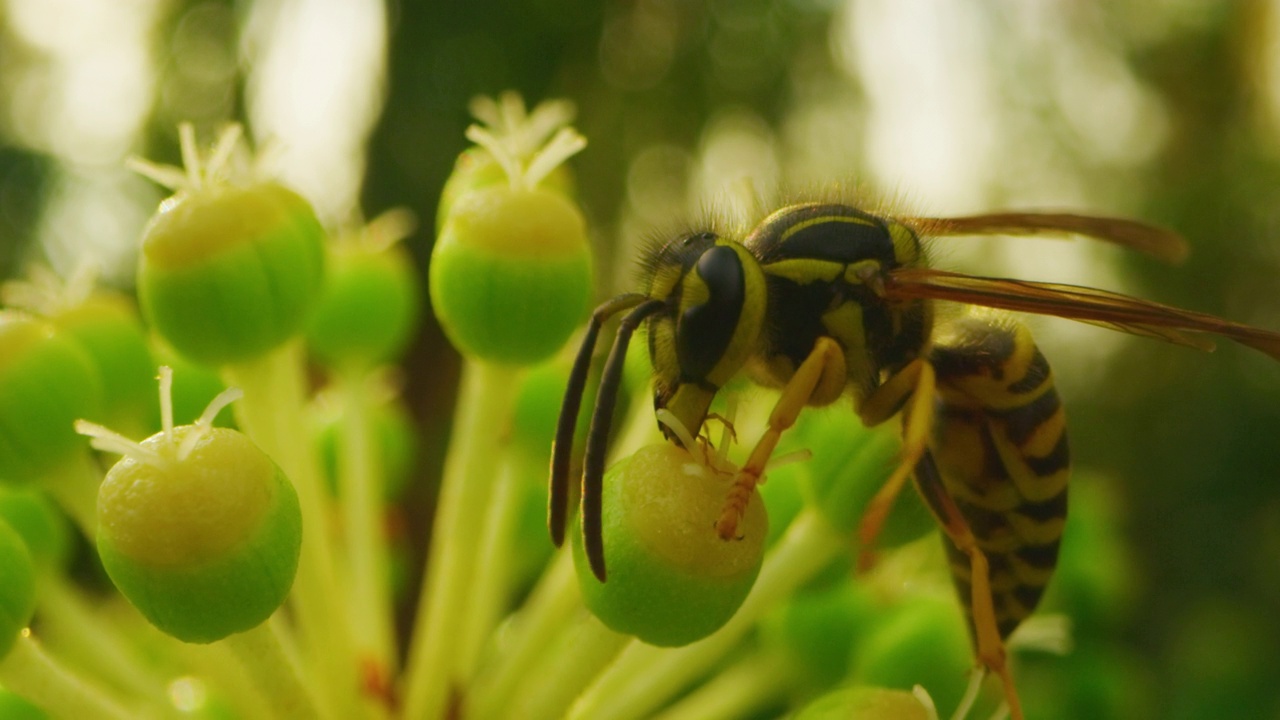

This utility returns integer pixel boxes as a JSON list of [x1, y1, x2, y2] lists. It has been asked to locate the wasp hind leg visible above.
[[914, 450, 1025, 720], [715, 336, 845, 540]]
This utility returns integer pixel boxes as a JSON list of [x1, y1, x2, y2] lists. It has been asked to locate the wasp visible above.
[[547, 200, 1280, 718]]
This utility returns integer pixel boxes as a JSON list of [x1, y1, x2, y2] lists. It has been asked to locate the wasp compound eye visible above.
[[676, 245, 746, 382]]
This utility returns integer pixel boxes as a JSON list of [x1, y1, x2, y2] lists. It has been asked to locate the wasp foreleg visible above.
[[716, 336, 845, 540]]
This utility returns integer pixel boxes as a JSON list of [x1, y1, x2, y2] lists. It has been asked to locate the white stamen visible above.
[[468, 95, 502, 129], [198, 387, 243, 429], [524, 128, 586, 190], [205, 124, 244, 183], [1008, 613, 1073, 656], [75, 419, 166, 466], [178, 123, 202, 191], [124, 156, 190, 191], [362, 208, 417, 252], [465, 125, 523, 191], [913, 685, 941, 720], [519, 99, 576, 153], [159, 366, 175, 442], [949, 667, 985, 720]]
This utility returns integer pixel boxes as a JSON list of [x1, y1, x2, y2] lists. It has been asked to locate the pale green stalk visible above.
[[513, 615, 627, 720], [651, 652, 793, 720], [402, 360, 521, 720], [568, 509, 845, 720], [223, 616, 329, 720], [223, 342, 359, 714], [336, 370, 396, 679], [0, 631, 133, 720], [456, 454, 523, 680], [37, 573, 168, 700], [469, 547, 580, 720]]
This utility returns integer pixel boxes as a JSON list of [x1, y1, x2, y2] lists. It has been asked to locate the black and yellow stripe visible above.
[[927, 313, 1069, 639]]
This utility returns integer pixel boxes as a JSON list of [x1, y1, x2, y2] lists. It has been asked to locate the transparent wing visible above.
[[884, 267, 1280, 361]]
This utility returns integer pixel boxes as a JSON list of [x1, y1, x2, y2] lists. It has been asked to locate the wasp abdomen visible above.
[[928, 315, 1069, 639]]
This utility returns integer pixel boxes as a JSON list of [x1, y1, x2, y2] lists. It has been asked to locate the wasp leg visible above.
[[854, 357, 937, 569], [716, 336, 845, 540], [913, 450, 1025, 720]]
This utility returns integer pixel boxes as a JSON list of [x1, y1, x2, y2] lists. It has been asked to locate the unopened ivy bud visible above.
[[81, 370, 302, 644], [794, 687, 932, 720], [431, 185, 591, 365], [307, 211, 422, 371], [138, 182, 326, 365], [573, 443, 767, 646], [131, 125, 326, 367], [0, 519, 37, 659], [851, 593, 975, 714], [430, 94, 592, 366], [0, 488, 72, 574], [0, 311, 102, 485]]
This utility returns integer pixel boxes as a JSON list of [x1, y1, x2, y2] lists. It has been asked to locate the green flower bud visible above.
[[3, 269, 156, 435], [0, 488, 72, 573], [573, 443, 767, 647], [793, 686, 931, 720], [95, 425, 301, 643], [759, 579, 878, 693], [430, 186, 591, 364], [851, 593, 974, 714], [0, 312, 102, 485], [306, 237, 421, 371], [0, 519, 37, 658], [430, 94, 592, 365], [54, 293, 157, 435], [137, 181, 326, 366], [436, 93, 580, 232], [437, 148, 576, 233]]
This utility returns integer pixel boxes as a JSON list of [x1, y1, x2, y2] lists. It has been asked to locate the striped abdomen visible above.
[[926, 314, 1069, 639]]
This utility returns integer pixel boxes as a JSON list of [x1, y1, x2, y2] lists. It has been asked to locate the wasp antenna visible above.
[[581, 298, 666, 582], [549, 294, 651, 548]]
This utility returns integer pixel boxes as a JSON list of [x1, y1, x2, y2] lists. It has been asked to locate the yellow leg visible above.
[[913, 452, 1025, 720], [855, 358, 936, 570], [715, 337, 845, 540]]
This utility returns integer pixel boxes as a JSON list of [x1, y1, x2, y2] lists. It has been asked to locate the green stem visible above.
[[223, 617, 328, 720], [402, 360, 521, 720], [0, 631, 132, 720], [457, 455, 522, 678], [37, 574, 168, 700], [175, 642, 276, 720], [567, 510, 844, 720], [469, 547, 580, 720], [516, 616, 627, 720], [651, 652, 792, 720], [224, 343, 358, 714], [336, 370, 396, 679]]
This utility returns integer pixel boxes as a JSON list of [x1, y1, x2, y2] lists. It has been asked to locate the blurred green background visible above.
[[2, 0, 1279, 717]]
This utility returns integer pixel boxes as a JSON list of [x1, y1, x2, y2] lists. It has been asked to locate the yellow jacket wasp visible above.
[[547, 201, 1280, 718]]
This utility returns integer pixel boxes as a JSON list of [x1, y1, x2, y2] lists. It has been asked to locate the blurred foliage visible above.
[[2, 0, 1279, 717]]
